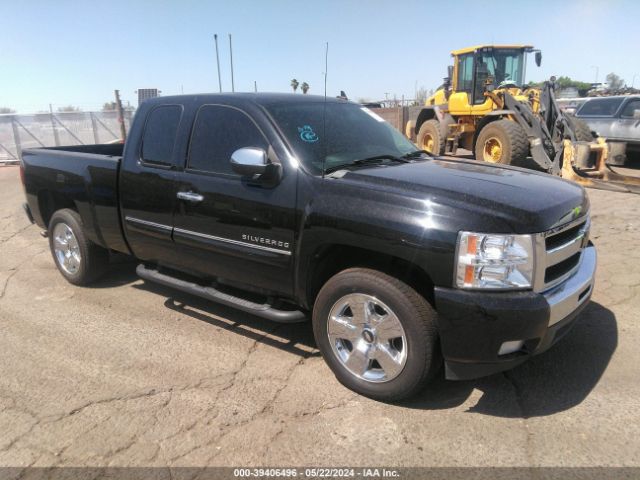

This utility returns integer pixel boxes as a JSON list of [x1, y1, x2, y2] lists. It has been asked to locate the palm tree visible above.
[[290, 79, 299, 93], [301, 82, 310, 94]]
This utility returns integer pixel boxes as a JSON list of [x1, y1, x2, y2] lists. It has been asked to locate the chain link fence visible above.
[[0, 110, 134, 164]]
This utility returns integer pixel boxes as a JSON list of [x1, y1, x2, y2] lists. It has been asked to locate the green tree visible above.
[[57, 105, 81, 112], [555, 76, 592, 91], [606, 72, 624, 90], [102, 102, 117, 111], [528, 77, 592, 96], [0, 107, 15, 114], [290, 78, 299, 93], [301, 82, 309, 94]]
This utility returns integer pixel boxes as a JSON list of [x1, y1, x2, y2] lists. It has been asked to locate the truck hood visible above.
[[335, 158, 588, 233]]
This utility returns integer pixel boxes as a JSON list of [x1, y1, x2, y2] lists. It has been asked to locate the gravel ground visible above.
[[0, 164, 638, 471]]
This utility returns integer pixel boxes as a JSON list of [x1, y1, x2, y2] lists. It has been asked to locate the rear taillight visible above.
[[19, 162, 25, 185]]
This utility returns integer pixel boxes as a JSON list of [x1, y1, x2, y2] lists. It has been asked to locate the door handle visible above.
[[177, 191, 204, 203]]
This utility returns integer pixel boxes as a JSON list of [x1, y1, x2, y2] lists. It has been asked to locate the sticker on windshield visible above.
[[361, 107, 385, 122], [298, 125, 319, 143]]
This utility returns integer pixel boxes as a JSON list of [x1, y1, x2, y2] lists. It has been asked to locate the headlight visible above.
[[455, 232, 534, 289]]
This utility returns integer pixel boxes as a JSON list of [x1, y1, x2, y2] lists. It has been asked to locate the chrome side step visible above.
[[136, 264, 307, 323]]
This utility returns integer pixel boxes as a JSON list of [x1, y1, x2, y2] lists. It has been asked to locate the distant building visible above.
[[136, 88, 160, 106], [557, 87, 579, 99]]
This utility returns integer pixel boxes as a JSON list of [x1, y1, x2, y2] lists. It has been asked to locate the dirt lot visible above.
[[0, 164, 639, 471]]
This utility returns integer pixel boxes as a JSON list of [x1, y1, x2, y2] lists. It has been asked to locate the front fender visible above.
[[293, 182, 458, 308]]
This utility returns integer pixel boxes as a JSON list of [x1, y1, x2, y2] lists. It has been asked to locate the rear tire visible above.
[[48, 209, 109, 286], [475, 119, 528, 165], [312, 268, 441, 402], [417, 119, 447, 156]]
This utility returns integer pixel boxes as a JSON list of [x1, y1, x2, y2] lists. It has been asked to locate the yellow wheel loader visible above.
[[408, 45, 640, 193]]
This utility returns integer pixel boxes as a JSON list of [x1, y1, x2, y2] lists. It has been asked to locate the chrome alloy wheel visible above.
[[327, 293, 408, 383], [52, 222, 82, 275]]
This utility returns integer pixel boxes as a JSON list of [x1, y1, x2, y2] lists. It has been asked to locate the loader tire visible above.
[[567, 115, 594, 142], [417, 119, 447, 156], [475, 119, 528, 165]]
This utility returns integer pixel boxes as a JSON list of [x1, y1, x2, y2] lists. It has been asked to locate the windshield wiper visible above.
[[401, 149, 432, 159], [354, 154, 412, 164], [324, 154, 410, 174]]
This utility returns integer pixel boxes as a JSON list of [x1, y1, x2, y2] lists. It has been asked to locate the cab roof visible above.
[[451, 45, 534, 56], [142, 92, 350, 109]]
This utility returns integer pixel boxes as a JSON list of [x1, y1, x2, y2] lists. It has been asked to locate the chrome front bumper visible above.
[[545, 244, 597, 327]]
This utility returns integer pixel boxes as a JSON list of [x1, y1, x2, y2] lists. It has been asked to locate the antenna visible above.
[[214, 34, 222, 92], [321, 42, 329, 179], [229, 34, 235, 92], [324, 42, 328, 99]]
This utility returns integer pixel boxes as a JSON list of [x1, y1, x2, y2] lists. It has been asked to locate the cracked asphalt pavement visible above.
[[0, 165, 639, 469]]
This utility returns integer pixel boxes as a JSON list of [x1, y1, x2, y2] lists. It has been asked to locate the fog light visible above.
[[498, 340, 524, 356]]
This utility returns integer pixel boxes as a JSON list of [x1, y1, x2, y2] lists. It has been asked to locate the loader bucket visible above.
[[561, 139, 640, 194]]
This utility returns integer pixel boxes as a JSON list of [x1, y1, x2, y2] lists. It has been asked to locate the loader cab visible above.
[[450, 45, 537, 113]]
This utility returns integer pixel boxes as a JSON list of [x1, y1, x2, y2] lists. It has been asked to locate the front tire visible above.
[[475, 119, 528, 165], [48, 209, 109, 286], [312, 268, 441, 401], [416, 119, 447, 156]]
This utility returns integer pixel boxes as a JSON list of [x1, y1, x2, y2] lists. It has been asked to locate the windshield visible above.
[[477, 49, 525, 86], [577, 97, 625, 117], [265, 102, 418, 174]]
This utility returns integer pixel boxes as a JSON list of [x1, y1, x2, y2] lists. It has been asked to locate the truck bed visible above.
[[21, 144, 130, 255], [37, 143, 125, 157]]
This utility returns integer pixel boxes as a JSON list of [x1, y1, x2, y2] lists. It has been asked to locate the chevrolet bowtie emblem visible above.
[[572, 206, 582, 218]]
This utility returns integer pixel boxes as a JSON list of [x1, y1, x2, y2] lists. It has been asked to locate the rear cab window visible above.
[[577, 98, 624, 117], [187, 105, 268, 175], [140, 105, 183, 167]]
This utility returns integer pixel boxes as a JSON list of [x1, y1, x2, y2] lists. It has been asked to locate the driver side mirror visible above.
[[231, 147, 268, 176], [231, 147, 282, 186], [535, 51, 542, 67]]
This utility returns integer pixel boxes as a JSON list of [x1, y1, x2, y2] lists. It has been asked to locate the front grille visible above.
[[536, 216, 589, 292], [545, 223, 584, 251], [544, 252, 581, 284]]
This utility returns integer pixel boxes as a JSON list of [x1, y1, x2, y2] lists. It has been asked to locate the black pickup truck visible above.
[[21, 93, 596, 400]]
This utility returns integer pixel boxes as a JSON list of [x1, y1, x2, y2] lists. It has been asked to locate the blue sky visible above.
[[1, 0, 639, 112]]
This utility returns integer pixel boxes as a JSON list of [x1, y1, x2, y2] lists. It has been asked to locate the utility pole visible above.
[[229, 34, 235, 92], [254, 81, 258, 93], [590, 65, 599, 84], [49, 103, 60, 146], [114, 90, 127, 142], [214, 34, 222, 92]]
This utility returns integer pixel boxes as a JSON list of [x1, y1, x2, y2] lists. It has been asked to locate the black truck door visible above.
[[120, 104, 184, 263], [172, 104, 297, 296]]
